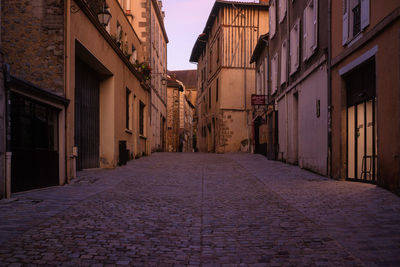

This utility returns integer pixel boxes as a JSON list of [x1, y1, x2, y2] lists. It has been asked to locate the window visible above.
[[290, 20, 300, 75], [303, 0, 318, 61], [256, 69, 262, 95], [269, 0, 276, 38], [126, 88, 131, 130], [139, 101, 145, 135], [264, 55, 269, 95], [116, 21, 123, 48], [131, 44, 137, 62], [271, 53, 278, 95], [343, 0, 369, 45], [216, 78, 219, 102], [279, 0, 286, 23], [280, 40, 287, 85]]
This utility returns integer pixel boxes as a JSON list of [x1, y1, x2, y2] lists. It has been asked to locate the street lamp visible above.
[[98, 2, 112, 27], [71, 0, 112, 27], [152, 72, 167, 85]]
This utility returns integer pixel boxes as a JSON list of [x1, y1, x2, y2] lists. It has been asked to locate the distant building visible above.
[[190, 0, 269, 153], [330, 0, 400, 194], [168, 70, 198, 151], [166, 77, 194, 152], [250, 34, 275, 158]]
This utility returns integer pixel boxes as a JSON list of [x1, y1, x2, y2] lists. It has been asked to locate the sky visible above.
[[163, 0, 257, 71]]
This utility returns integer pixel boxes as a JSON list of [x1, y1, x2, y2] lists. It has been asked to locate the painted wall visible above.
[[331, 1, 400, 194], [67, 0, 150, 180]]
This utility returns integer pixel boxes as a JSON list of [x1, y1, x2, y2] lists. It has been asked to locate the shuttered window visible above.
[[270, 0, 276, 38], [271, 53, 278, 95], [342, 0, 369, 45], [279, 0, 286, 23], [303, 0, 318, 61], [290, 20, 300, 75], [280, 40, 287, 85]]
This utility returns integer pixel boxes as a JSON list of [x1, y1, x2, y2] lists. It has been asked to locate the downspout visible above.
[[148, 0, 152, 155], [65, 0, 73, 181], [328, 0, 332, 177]]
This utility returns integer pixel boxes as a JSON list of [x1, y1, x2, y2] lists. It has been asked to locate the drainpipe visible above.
[[328, 0, 332, 177], [4, 64, 11, 198], [65, 0, 74, 181]]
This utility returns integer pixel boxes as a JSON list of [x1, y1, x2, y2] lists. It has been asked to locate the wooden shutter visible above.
[[342, 0, 349, 45], [361, 0, 370, 30], [303, 8, 308, 60], [270, 0, 276, 38], [312, 0, 318, 50]]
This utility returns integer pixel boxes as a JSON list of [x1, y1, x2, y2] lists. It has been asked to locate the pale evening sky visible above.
[[163, 0, 257, 71]]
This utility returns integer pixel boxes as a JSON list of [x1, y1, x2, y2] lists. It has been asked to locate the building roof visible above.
[[190, 0, 269, 63], [250, 33, 269, 63], [167, 76, 184, 91], [167, 70, 197, 89]]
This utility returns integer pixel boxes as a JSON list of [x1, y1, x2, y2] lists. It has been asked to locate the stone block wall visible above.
[[1, 0, 64, 95]]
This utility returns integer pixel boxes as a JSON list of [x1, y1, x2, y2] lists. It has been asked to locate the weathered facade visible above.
[[250, 34, 274, 158], [0, 0, 151, 196], [169, 70, 198, 151], [268, 0, 329, 175], [166, 76, 194, 152], [190, 0, 269, 153], [129, 0, 168, 153], [1, 0, 69, 194], [331, 0, 400, 194]]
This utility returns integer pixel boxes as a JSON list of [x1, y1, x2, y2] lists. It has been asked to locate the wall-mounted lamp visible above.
[[71, 0, 112, 27], [152, 72, 167, 85], [98, 2, 112, 26]]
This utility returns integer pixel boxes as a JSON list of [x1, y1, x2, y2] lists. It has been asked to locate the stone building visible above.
[[190, 0, 269, 153], [166, 76, 195, 152], [268, 0, 329, 176], [330, 0, 400, 194], [129, 0, 168, 153], [168, 70, 198, 151], [0, 0, 151, 196]]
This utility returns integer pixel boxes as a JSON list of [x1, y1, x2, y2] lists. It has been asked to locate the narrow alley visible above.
[[0, 153, 399, 266]]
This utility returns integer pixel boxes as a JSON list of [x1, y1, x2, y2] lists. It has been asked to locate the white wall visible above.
[[277, 65, 328, 175]]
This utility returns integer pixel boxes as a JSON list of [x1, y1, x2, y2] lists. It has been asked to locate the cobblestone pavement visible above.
[[0, 153, 399, 266]]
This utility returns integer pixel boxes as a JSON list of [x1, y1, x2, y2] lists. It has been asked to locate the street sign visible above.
[[251, 94, 267, 105]]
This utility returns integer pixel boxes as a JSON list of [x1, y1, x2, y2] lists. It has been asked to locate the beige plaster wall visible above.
[[67, 0, 150, 179]]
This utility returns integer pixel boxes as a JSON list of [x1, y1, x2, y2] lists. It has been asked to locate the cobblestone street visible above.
[[0, 153, 399, 266]]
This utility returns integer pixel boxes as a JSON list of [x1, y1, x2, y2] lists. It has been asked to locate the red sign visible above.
[[251, 94, 267, 105]]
